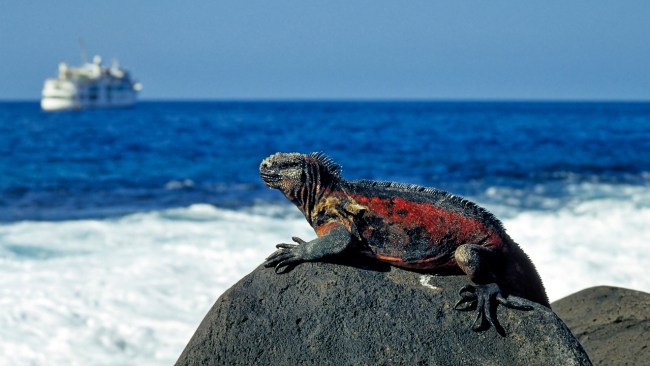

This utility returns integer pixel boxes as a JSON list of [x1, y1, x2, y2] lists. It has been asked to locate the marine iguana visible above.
[[261, 152, 549, 334]]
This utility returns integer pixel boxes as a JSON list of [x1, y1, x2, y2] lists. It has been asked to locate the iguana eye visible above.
[[276, 161, 297, 171]]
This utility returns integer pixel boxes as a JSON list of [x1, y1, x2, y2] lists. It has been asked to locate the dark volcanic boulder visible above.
[[552, 286, 650, 366], [176, 260, 591, 365]]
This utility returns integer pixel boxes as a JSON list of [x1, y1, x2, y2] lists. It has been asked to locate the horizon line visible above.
[[2, 97, 649, 104]]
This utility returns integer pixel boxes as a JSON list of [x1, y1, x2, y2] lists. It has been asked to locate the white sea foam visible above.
[[1, 184, 649, 365], [0, 204, 312, 366], [501, 184, 650, 301]]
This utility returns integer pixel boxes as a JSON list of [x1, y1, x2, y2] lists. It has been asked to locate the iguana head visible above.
[[260, 152, 341, 206]]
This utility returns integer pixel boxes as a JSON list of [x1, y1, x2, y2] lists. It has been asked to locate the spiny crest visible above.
[[354, 179, 442, 195], [309, 152, 342, 178], [355, 180, 441, 195]]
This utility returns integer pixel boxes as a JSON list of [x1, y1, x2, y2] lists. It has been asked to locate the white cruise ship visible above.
[[41, 55, 142, 111]]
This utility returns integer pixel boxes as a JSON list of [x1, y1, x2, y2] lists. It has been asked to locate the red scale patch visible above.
[[353, 195, 502, 250]]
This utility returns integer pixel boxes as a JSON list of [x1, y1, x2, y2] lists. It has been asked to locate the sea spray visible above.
[[0, 204, 310, 365]]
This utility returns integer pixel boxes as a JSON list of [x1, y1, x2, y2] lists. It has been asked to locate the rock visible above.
[[176, 259, 591, 365], [552, 286, 650, 366]]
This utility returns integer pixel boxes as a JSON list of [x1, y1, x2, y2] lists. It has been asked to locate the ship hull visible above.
[[40, 97, 80, 111]]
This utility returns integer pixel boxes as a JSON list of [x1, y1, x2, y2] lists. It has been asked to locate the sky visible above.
[[1, 1, 649, 101]]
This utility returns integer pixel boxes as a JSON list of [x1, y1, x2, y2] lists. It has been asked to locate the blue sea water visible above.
[[1, 101, 649, 364], [2, 101, 649, 221]]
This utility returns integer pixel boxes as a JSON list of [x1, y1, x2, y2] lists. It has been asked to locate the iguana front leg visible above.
[[264, 225, 353, 273]]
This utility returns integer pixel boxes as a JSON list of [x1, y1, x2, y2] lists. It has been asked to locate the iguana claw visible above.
[[454, 283, 533, 336], [264, 237, 308, 272]]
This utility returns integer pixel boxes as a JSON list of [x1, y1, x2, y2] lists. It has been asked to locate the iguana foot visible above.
[[453, 283, 533, 336], [264, 226, 354, 273], [264, 237, 310, 273]]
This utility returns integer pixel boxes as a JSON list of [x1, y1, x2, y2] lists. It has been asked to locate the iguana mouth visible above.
[[260, 172, 281, 187], [259, 157, 281, 187]]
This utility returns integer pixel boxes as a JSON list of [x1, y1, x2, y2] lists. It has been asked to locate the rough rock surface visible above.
[[552, 286, 650, 366], [176, 259, 591, 365]]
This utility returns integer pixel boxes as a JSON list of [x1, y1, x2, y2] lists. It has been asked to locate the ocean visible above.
[[1, 101, 649, 364]]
